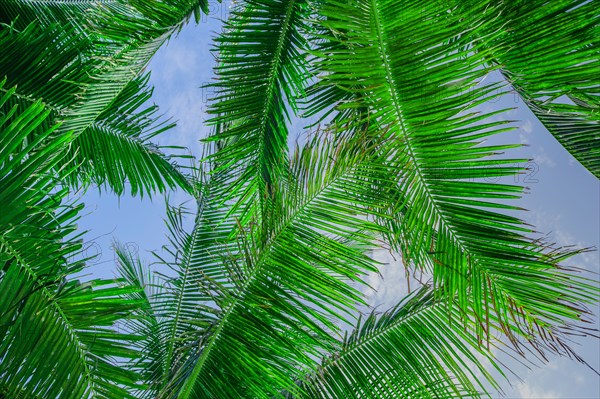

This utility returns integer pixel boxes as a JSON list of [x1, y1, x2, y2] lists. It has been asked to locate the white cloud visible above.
[[517, 381, 558, 399], [522, 119, 534, 134], [532, 147, 557, 168]]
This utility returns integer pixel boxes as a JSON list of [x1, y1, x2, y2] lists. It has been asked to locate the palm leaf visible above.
[[0, 79, 143, 399], [0, 0, 208, 196], [285, 286, 502, 399], [114, 243, 168, 399], [308, 0, 599, 363], [66, 74, 194, 195], [154, 134, 397, 399], [469, 0, 600, 177], [205, 0, 311, 221]]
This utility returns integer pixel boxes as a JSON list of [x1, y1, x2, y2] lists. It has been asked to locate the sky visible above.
[[78, 2, 600, 397]]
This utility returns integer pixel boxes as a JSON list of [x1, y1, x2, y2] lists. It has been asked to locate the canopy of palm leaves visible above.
[[0, 0, 598, 398]]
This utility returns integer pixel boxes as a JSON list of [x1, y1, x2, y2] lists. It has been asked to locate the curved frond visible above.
[[471, 0, 600, 177], [114, 243, 167, 399], [309, 0, 599, 364], [288, 287, 501, 399], [67, 74, 193, 196], [155, 135, 394, 399], [0, 80, 143, 399], [1, 0, 208, 196]]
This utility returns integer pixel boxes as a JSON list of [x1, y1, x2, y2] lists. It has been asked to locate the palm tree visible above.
[[0, 0, 598, 398]]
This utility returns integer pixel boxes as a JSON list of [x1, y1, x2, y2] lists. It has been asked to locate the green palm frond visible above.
[[67, 74, 193, 195], [153, 135, 396, 399], [0, 0, 128, 33], [286, 286, 501, 399], [0, 80, 143, 399], [470, 0, 600, 177], [205, 0, 311, 219], [154, 199, 230, 394], [0, 0, 208, 196], [2, 1, 598, 398], [55, 0, 210, 195], [114, 173, 244, 396], [308, 0, 598, 362], [115, 243, 167, 399], [0, 21, 91, 111]]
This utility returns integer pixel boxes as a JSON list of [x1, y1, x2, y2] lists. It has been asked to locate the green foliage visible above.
[[0, 79, 141, 398], [0, 1, 598, 398]]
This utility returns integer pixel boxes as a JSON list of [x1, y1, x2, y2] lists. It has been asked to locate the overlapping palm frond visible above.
[[0, 80, 144, 399], [0, 0, 128, 33], [64, 0, 209, 139], [114, 243, 167, 399], [111, 163, 246, 397], [130, 134, 400, 399], [67, 74, 193, 195], [308, 0, 598, 365], [1, 1, 598, 398], [205, 0, 311, 222], [468, 0, 600, 177], [0, 0, 209, 196], [282, 286, 502, 399]]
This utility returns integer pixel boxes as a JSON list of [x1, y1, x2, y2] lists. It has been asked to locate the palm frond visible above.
[[115, 173, 243, 396], [0, 79, 143, 399], [154, 199, 231, 394], [286, 286, 501, 399], [308, 0, 599, 364], [1, 1, 208, 196], [470, 0, 600, 177], [155, 134, 396, 399], [114, 243, 168, 399], [66, 74, 193, 196], [205, 0, 311, 220], [0, 0, 130, 41]]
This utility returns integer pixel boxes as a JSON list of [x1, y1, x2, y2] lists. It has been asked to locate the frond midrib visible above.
[[0, 236, 98, 397], [292, 294, 493, 398], [174, 148, 370, 398], [161, 208, 204, 387], [367, 0, 560, 334], [249, 0, 299, 194], [259, 0, 296, 153], [58, 0, 204, 139]]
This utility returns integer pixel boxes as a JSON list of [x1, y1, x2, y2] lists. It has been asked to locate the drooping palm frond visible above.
[[0, 79, 75, 278], [283, 286, 502, 399], [0, 0, 130, 39], [468, 0, 600, 177], [154, 200, 231, 395], [0, 80, 144, 399], [308, 0, 599, 364], [1, 1, 596, 398], [0, 21, 91, 110], [112, 161, 247, 396], [205, 0, 311, 221], [55, 0, 210, 195], [0, 0, 208, 196], [66, 74, 194, 195]]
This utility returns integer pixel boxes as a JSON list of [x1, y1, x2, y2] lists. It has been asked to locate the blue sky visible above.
[[78, 2, 600, 397]]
